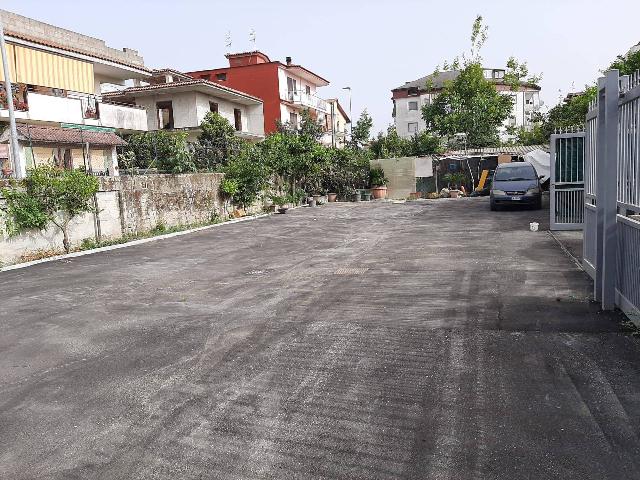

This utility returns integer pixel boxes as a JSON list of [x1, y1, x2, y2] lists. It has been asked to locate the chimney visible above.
[[286, 56, 292, 65]]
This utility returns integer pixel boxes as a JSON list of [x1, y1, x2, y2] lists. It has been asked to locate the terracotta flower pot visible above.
[[371, 185, 387, 199], [327, 193, 337, 202]]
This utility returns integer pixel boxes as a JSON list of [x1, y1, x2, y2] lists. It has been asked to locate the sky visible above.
[[4, 0, 640, 135]]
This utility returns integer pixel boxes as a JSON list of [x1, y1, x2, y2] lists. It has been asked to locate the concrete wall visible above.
[[0, 9, 145, 68], [370, 157, 420, 200], [136, 92, 263, 137], [0, 173, 227, 265], [99, 102, 148, 132]]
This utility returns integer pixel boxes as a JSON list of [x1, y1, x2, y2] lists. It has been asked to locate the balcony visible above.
[[0, 91, 148, 132], [285, 90, 327, 113], [99, 101, 148, 132]]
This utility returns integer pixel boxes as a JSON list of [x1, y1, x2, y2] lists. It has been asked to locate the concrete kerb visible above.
[[0, 212, 274, 273]]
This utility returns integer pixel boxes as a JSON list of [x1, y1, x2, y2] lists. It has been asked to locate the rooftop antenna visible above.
[[249, 28, 256, 48], [225, 31, 232, 53]]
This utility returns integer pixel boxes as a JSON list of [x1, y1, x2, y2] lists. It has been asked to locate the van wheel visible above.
[[490, 201, 498, 211]]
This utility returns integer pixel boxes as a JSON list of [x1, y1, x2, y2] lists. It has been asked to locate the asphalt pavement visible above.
[[1, 197, 639, 479]]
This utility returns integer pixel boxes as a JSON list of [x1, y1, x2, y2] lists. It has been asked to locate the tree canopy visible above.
[[422, 63, 514, 148]]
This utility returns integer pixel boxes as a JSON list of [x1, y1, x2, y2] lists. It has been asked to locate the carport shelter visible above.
[[0, 124, 127, 176]]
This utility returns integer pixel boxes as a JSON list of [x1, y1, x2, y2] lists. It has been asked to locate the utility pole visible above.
[[0, 19, 24, 179]]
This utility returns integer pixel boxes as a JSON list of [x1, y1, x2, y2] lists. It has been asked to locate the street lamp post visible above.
[[342, 86, 352, 140], [0, 19, 24, 179]]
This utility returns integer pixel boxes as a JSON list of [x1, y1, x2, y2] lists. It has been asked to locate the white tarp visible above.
[[524, 149, 551, 183], [414, 157, 433, 178]]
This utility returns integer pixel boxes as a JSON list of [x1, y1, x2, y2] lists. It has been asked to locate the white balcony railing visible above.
[[0, 92, 148, 132], [285, 90, 327, 113], [99, 101, 148, 131]]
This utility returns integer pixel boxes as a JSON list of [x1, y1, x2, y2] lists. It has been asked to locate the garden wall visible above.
[[0, 173, 227, 265], [370, 157, 434, 199]]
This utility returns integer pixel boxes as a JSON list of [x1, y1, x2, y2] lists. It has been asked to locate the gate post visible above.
[[596, 70, 619, 310]]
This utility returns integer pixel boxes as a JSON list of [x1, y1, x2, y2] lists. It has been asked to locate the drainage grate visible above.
[[334, 267, 369, 275]]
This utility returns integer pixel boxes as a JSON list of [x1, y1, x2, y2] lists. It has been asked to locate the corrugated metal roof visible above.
[[443, 145, 549, 158]]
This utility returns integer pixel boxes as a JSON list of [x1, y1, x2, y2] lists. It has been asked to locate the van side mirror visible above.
[[538, 175, 544, 180]]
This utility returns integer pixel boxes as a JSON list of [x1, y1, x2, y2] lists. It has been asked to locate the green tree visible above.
[[370, 126, 411, 159], [194, 112, 243, 171], [422, 63, 514, 148], [321, 147, 369, 198], [1, 165, 99, 252], [122, 130, 195, 172], [609, 47, 640, 76], [223, 144, 270, 208], [410, 131, 443, 156], [348, 110, 373, 150]]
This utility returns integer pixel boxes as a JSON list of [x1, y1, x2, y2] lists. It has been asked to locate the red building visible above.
[[186, 51, 330, 135]]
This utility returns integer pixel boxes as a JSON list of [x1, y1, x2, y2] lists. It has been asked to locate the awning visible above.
[[0, 124, 127, 147]]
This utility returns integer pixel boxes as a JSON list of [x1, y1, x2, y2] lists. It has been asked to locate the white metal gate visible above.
[[550, 132, 585, 230]]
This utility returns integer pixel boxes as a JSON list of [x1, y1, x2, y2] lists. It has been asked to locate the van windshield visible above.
[[494, 165, 537, 181]]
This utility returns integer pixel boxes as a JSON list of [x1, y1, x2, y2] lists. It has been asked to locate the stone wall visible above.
[[0, 173, 227, 265], [100, 173, 225, 235]]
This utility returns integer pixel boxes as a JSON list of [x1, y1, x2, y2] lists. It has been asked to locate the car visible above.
[[490, 162, 543, 211]]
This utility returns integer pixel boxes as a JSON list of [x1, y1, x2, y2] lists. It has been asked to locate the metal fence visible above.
[[584, 69, 640, 324], [550, 132, 585, 230]]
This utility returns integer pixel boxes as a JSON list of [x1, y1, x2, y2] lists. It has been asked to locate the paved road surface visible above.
[[1, 198, 639, 479]]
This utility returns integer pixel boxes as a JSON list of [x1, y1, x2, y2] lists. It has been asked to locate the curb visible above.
[[1, 212, 272, 273]]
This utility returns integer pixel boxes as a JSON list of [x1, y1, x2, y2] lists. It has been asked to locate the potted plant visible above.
[[442, 173, 467, 197], [270, 194, 291, 214], [370, 167, 388, 199], [327, 193, 337, 202]]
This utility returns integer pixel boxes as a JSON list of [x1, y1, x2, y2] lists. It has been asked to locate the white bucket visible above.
[[530, 222, 539, 232]]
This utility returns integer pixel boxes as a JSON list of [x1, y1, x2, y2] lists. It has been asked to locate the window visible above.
[[525, 92, 535, 105], [494, 165, 537, 181], [286, 77, 298, 101], [422, 96, 431, 106], [156, 101, 174, 129], [305, 85, 311, 95], [216, 72, 227, 81], [483, 69, 492, 79], [289, 112, 298, 128], [209, 101, 218, 113], [201, 74, 211, 81], [408, 122, 418, 133], [493, 69, 505, 79], [234, 108, 242, 131], [408, 101, 418, 111], [408, 87, 419, 96]]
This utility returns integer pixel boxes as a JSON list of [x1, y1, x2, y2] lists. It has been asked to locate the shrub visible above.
[[369, 166, 388, 187], [121, 131, 195, 173], [194, 112, 243, 170], [223, 144, 270, 208], [220, 178, 239, 197], [1, 166, 99, 252]]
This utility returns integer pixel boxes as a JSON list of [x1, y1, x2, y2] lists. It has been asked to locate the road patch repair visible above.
[[1, 198, 639, 479]]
